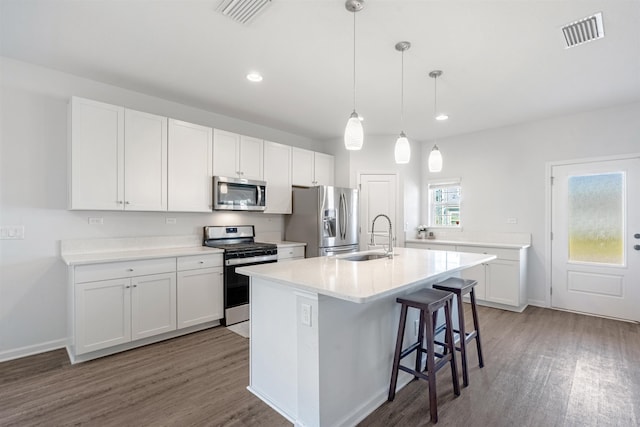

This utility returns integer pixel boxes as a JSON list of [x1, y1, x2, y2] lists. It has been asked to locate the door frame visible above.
[[357, 171, 402, 248], [545, 152, 640, 310]]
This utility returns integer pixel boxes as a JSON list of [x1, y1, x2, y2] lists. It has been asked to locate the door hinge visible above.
[[550, 176, 554, 185], [358, 183, 362, 190], [550, 287, 553, 296], [550, 231, 553, 240]]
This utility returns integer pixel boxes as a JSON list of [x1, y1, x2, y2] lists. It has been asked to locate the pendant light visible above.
[[344, 0, 364, 151], [428, 70, 444, 172], [394, 41, 411, 164]]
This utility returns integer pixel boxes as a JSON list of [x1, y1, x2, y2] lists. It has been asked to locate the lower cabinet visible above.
[[69, 252, 224, 362], [177, 264, 224, 328], [74, 272, 176, 355], [406, 241, 528, 311]]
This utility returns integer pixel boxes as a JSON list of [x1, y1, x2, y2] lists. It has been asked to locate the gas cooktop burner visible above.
[[204, 241, 277, 252]]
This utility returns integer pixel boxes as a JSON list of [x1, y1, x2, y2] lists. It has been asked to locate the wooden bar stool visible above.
[[433, 277, 484, 387], [388, 288, 460, 423]]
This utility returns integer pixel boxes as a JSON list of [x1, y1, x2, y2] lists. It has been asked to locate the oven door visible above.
[[224, 258, 276, 325]]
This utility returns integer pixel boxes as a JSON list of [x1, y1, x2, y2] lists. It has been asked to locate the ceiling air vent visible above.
[[562, 12, 604, 48], [218, 0, 272, 25]]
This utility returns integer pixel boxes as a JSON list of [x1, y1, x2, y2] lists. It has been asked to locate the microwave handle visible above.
[[257, 185, 263, 206]]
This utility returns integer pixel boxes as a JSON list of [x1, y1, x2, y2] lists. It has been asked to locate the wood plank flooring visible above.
[[1, 305, 639, 426]]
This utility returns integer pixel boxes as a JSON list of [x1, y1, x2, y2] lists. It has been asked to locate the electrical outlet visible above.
[[0, 225, 25, 240], [166, 218, 177, 224], [88, 217, 103, 225], [507, 217, 518, 224], [301, 303, 312, 326]]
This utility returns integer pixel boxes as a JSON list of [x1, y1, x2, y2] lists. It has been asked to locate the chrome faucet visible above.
[[370, 214, 393, 256]]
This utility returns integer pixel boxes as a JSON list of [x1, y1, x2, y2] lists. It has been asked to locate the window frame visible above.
[[427, 179, 462, 229]]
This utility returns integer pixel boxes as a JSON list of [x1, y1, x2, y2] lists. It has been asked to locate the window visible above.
[[428, 180, 461, 227]]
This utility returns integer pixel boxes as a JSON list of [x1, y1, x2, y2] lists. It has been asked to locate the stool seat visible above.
[[396, 288, 455, 309], [388, 287, 460, 423], [433, 277, 484, 387]]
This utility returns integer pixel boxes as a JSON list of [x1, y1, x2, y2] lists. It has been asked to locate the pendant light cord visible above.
[[352, 11, 356, 111], [400, 49, 404, 128], [433, 74, 437, 116]]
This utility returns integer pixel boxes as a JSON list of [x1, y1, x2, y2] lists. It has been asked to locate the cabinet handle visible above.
[[125, 201, 130, 205], [127, 268, 134, 272], [199, 261, 205, 264], [125, 285, 130, 289], [133, 284, 137, 288], [117, 201, 124, 205]]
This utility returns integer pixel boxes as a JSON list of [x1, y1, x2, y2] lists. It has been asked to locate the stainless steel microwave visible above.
[[213, 176, 266, 211]]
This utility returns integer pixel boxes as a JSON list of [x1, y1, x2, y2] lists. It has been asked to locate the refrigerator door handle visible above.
[[340, 193, 348, 240]]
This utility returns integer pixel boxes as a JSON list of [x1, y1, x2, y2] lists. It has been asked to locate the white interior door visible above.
[[551, 157, 640, 321], [358, 173, 398, 251]]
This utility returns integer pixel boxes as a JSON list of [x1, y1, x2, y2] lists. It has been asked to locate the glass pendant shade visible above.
[[344, 111, 364, 150], [428, 145, 443, 172], [394, 132, 411, 164]]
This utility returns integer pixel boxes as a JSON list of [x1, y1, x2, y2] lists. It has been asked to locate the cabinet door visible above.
[[177, 267, 224, 328], [485, 259, 520, 306], [168, 119, 213, 212], [461, 263, 487, 301], [292, 147, 315, 186], [213, 129, 240, 178], [124, 109, 168, 211], [264, 141, 292, 214], [75, 278, 131, 354], [277, 245, 305, 261], [313, 152, 335, 186], [131, 273, 177, 340], [69, 97, 124, 210], [240, 136, 264, 180]]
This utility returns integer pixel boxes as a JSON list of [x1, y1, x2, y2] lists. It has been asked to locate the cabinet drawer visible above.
[[75, 258, 176, 283], [406, 242, 456, 251], [278, 246, 305, 260], [454, 245, 520, 261], [177, 254, 223, 271]]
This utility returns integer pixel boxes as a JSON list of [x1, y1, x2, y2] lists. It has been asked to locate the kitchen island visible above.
[[237, 247, 495, 427]]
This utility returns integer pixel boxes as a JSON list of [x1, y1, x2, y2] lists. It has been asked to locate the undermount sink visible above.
[[341, 253, 393, 262]]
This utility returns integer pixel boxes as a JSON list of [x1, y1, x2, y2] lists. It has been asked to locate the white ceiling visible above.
[[2, 0, 639, 142]]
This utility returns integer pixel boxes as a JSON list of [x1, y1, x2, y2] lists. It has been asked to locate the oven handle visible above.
[[225, 254, 277, 266]]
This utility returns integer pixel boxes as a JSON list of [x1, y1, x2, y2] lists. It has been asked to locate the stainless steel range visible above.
[[203, 225, 277, 326]]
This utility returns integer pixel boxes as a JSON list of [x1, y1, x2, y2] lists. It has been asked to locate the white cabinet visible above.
[[213, 129, 263, 180], [292, 147, 335, 187], [176, 254, 224, 328], [405, 241, 528, 311], [263, 141, 292, 214], [69, 97, 168, 211], [168, 119, 213, 212], [74, 267, 176, 355], [277, 244, 305, 261]]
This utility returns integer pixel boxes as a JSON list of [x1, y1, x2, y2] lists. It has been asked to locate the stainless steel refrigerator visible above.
[[285, 186, 359, 257]]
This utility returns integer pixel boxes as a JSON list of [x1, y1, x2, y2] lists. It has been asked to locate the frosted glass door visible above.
[[551, 157, 640, 321]]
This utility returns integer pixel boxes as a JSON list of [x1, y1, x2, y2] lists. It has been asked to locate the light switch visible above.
[[0, 226, 25, 240], [507, 217, 518, 224], [88, 217, 103, 225], [166, 218, 177, 224]]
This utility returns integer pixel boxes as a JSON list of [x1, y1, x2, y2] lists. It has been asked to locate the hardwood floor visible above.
[[1, 306, 639, 426]]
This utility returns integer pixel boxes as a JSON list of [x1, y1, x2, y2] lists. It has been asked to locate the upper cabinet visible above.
[[69, 97, 167, 211], [292, 147, 335, 187], [263, 141, 292, 214], [168, 119, 213, 212], [213, 129, 263, 181]]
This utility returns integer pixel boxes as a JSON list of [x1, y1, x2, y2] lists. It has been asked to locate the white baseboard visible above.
[[527, 298, 548, 308], [0, 338, 67, 363]]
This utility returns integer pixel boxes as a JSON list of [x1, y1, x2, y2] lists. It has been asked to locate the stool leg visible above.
[[415, 309, 426, 377], [425, 305, 438, 423], [445, 300, 461, 397], [470, 288, 484, 368], [389, 304, 408, 401], [456, 292, 469, 387]]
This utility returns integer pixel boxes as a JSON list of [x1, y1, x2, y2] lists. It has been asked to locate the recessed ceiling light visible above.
[[435, 114, 449, 121], [246, 72, 263, 82]]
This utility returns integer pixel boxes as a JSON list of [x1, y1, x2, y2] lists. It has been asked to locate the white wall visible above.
[[420, 102, 640, 306], [326, 135, 422, 246], [0, 57, 325, 360]]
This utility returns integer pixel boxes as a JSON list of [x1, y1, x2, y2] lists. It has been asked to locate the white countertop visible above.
[[405, 238, 530, 250], [62, 246, 223, 266], [237, 247, 496, 303], [263, 240, 306, 248]]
